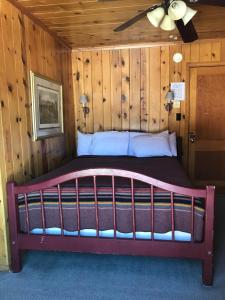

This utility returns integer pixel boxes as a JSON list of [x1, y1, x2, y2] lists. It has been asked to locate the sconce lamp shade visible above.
[[147, 7, 165, 27], [80, 94, 88, 106], [160, 15, 176, 31], [166, 91, 175, 101], [80, 94, 90, 116], [182, 7, 197, 25], [168, 0, 187, 21]]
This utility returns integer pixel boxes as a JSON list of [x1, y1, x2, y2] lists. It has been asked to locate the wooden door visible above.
[[189, 65, 225, 187]]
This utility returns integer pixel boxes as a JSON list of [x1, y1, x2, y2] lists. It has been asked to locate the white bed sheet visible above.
[[31, 228, 191, 242]]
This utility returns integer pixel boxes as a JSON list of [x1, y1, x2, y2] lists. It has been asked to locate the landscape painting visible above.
[[30, 71, 63, 140]]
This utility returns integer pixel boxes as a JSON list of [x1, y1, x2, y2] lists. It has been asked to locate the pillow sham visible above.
[[128, 130, 169, 156], [90, 131, 129, 156], [77, 131, 93, 156], [131, 134, 172, 157]]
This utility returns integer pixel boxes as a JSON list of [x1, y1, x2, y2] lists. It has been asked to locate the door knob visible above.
[[189, 132, 197, 143]]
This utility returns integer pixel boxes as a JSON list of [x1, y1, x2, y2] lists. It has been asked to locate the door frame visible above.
[[186, 62, 225, 185]]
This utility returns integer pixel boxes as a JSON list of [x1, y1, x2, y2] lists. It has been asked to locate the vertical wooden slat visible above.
[[188, 68, 197, 179], [72, 51, 81, 135], [160, 46, 170, 131], [75, 178, 80, 236], [221, 39, 225, 62], [0, 1, 14, 185], [61, 48, 75, 158], [171, 192, 175, 241], [190, 43, 200, 62], [57, 184, 64, 236], [121, 48, 130, 131], [211, 41, 221, 62], [24, 193, 30, 235], [22, 15, 36, 178], [130, 48, 141, 131], [150, 185, 154, 240], [112, 176, 116, 238], [102, 50, 112, 131], [2, 1, 24, 183], [66, 48, 76, 156], [149, 47, 161, 132], [38, 26, 45, 75], [76, 51, 86, 132], [150, 185, 155, 240], [92, 51, 103, 132], [181, 44, 191, 168], [111, 50, 122, 130], [191, 196, 195, 242], [131, 178, 136, 239], [199, 43, 212, 62], [93, 176, 99, 237], [83, 51, 93, 132], [140, 48, 149, 132], [12, 8, 31, 183], [40, 190, 46, 234], [24, 16, 43, 177]]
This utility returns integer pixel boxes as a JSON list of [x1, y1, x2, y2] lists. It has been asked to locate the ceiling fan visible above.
[[113, 0, 225, 43]]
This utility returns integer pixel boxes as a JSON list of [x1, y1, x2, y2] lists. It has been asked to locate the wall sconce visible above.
[[165, 90, 174, 112], [80, 94, 90, 117]]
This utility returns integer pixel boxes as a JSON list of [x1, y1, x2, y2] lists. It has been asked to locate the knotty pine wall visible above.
[[0, 0, 75, 268], [72, 39, 225, 165]]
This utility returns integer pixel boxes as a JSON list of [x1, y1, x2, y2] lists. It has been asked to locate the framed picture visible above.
[[30, 71, 64, 140]]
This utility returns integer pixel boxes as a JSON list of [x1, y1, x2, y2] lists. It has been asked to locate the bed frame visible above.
[[7, 168, 215, 285]]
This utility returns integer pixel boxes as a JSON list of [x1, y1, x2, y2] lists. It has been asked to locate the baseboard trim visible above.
[[0, 265, 9, 272]]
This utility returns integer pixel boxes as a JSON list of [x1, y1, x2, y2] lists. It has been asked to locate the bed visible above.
[[7, 155, 215, 285]]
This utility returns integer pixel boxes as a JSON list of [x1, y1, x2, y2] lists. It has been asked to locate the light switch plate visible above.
[[173, 101, 180, 109]]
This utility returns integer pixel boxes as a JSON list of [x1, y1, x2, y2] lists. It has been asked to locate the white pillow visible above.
[[128, 132, 147, 156], [150, 130, 177, 156], [77, 131, 93, 156], [169, 132, 177, 156], [131, 134, 172, 157], [150, 130, 169, 137], [90, 131, 129, 156], [128, 130, 169, 156]]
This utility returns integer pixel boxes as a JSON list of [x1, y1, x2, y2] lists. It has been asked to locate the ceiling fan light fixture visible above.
[[147, 7, 165, 27], [182, 7, 197, 25], [160, 15, 176, 31], [168, 0, 187, 20]]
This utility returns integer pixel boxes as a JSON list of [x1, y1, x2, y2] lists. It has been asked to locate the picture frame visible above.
[[30, 71, 64, 141]]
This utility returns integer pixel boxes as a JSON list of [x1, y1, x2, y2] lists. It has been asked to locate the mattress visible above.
[[18, 157, 205, 241], [31, 228, 192, 242], [29, 156, 191, 187]]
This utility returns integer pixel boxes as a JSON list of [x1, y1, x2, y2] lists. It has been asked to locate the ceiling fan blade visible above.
[[114, 5, 160, 32], [175, 19, 198, 43], [187, 0, 225, 7]]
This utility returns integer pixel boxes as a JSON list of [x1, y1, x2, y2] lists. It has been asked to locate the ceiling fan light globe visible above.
[[147, 7, 165, 27], [168, 0, 187, 20], [182, 7, 197, 25], [160, 15, 176, 31]]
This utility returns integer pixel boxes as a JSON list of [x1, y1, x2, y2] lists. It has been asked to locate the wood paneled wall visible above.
[[0, 0, 75, 268], [72, 39, 225, 165]]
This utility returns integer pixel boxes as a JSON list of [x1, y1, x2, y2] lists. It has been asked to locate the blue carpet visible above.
[[0, 195, 225, 300]]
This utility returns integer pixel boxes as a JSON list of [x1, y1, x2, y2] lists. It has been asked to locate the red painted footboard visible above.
[[7, 168, 215, 285]]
